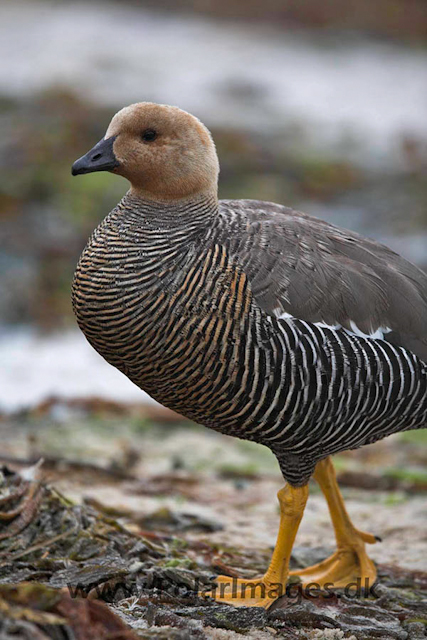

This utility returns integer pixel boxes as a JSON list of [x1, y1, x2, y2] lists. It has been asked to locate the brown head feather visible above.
[[105, 102, 219, 201]]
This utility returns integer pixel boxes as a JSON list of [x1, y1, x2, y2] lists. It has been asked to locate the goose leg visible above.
[[207, 483, 309, 608], [290, 456, 377, 591]]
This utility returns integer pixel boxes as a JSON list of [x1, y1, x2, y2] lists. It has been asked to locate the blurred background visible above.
[[1, 0, 427, 575], [2, 0, 427, 411]]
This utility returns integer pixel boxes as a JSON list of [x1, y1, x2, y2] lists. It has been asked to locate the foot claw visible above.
[[359, 530, 379, 545], [290, 536, 377, 591], [205, 575, 284, 609]]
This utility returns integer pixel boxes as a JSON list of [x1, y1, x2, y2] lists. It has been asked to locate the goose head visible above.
[[71, 102, 219, 201]]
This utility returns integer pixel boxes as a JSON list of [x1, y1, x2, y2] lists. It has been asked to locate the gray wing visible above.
[[220, 199, 427, 362]]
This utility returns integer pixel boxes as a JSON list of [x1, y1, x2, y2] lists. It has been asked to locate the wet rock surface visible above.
[[1, 465, 426, 640]]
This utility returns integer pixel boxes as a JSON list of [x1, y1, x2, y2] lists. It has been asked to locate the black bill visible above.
[[71, 136, 120, 176]]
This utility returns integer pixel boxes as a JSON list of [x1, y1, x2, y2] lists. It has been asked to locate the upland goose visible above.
[[72, 103, 427, 608]]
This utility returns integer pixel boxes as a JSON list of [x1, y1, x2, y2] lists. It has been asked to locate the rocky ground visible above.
[[0, 400, 426, 639]]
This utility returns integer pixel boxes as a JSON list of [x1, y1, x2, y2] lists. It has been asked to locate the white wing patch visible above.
[[272, 309, 391, 341], [346, 321, 392, 340], [313, 320, 341, 331], [273, 309, 294, 320]]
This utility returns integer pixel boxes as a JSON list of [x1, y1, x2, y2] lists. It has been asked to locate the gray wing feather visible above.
[[220, 199, 427, 361]]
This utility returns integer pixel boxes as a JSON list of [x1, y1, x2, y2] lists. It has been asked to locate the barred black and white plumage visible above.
[[71, 101, 427, 606], [73, 189, 427, 486]]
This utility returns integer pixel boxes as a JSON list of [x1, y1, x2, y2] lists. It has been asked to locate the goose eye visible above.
[[141, 129, 157, 142]]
